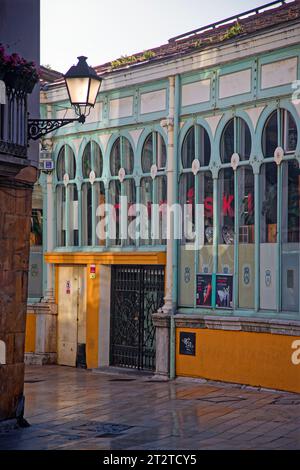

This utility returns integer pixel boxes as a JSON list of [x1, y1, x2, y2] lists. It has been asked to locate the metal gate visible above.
[[110, 265, 165, 371]]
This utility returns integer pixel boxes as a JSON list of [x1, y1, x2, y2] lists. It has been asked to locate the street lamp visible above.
[[28, 56, 102, 141]]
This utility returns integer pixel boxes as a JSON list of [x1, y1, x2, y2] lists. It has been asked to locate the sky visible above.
[[41, 0, 265, 72]]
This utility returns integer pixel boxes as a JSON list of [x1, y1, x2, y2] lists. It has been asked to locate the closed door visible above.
[[58, 266, 87, 367]]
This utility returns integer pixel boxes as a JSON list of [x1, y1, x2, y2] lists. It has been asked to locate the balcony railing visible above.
[[0, 85, 28, 159]]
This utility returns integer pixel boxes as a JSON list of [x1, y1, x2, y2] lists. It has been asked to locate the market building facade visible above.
[[26, 0, 300, 392]]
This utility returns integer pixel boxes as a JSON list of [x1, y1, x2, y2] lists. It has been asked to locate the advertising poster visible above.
[[216, 274, 233, 309], [196, 274, 212, 307]]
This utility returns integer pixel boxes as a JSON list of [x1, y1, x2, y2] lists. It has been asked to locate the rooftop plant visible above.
[[221, 22, 244, 41], [111, 50, 156, 70]]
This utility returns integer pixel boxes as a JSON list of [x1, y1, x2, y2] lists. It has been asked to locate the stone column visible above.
[[152, 76, 176, 380], [26, 138, 58, 366]]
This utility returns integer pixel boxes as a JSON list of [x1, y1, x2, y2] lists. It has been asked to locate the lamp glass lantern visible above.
[[64, 56, 102, 118]]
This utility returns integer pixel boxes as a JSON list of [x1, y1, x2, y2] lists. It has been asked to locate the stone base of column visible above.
[[152, 312, 171, 380], [25, 352, 57, 366]]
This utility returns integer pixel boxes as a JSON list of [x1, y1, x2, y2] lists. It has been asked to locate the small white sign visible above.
[[63, 173, 69, 187], [89, 170, 96, 185], [274, 147, 284, 166], [118, 168, 126, 183], [0, 80, 6, 104], [231, 153, 240, 171], [192, 159, 201, 176], [151, 164, 158, 180]]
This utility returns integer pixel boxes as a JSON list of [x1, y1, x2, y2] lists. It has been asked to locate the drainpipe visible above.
[[170, 75, 180, 380]]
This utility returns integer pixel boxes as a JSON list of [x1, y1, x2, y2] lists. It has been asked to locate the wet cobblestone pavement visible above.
[[0, 366, 300, 450]]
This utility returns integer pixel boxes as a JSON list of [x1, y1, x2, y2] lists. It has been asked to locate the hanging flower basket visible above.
[[0, 44, 39, 93]]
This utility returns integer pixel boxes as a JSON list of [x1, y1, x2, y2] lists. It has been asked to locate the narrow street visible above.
[[0, 366, 299, 450]]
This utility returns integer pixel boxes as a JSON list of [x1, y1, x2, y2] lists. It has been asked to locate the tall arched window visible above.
[[81, 141, 105, 247], [220, 117, 251, 163], [140, 132, 167, 246], [108, 136, 135, 246], [56, 145, 78, 247], [261, 108, 299, 312], [179, 125, 213, 308], [262, 109, 298, 158]]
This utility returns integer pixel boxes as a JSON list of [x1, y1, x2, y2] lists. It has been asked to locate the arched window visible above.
[[220, 117, 251, 163], [110, 136, 134, 176], [56, 145, 78, 247], [140, 132, 167, 246], [182, 125, 211, 168], [141, 131, 167, 172], [81, 142, 105, 246], [263, 109, 298, 158], [108, 136, 135, 246]]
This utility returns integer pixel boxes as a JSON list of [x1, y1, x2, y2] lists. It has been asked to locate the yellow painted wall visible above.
[[25, 312, 36, 353], [86, 264, 100, 369], [176, 328, 300, 393]]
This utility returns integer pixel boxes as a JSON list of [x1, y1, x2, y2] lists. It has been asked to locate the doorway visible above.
[[110, 265, 165, 371], [57, 266, 87, 367]]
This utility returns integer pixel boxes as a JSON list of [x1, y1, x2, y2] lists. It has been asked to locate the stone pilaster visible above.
[[152, 312, 171, 380]]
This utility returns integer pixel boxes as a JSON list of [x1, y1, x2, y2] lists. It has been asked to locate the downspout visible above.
[[170, 75, 180, 380]]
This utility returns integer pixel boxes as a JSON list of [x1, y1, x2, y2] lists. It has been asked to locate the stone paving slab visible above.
[[0, 365, 299, 450]]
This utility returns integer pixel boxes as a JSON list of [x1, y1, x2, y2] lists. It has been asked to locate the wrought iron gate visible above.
[[110, 265, 165, 371]]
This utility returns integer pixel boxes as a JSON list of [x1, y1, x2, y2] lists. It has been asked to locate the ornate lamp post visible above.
[[28, 56, 102, 140]]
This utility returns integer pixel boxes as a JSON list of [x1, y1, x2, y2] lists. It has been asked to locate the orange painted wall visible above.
[[25, 313, 36, 353], [176, 328, 300, 393], [86, 265, 100, 369]]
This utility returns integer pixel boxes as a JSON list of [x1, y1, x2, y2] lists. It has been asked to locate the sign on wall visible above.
[[179, 332, 196, 356], [196, 274, 212, 307], [216, 274, 233, 309]]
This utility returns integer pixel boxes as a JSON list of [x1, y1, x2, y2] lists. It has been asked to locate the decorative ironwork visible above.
[[0, 86, 28, 158], [28, 115, 85, 141], [110, 265, 165, 371]]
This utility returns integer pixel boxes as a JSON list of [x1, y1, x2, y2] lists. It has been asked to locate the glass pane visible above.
[[110, 139, 121, 176], [95, 181, 106, 246], [81, 182, 92, 246], [238, 166, 255, 308], [67, 146, 76, 180], [198, 171, 213, 277], [199, 127, 211, 166], [182, 127, 194, 169], [122, 137, 134, 174], [263, 111, 278, 158], [69, 184, 79, 246], [56, 147, 65, 181], [157, 175, 167, 245], [282, 160, 300, 312], [237, 118, 251, 160], [283, 111, 298, 153], [157, 133, 167, 169], [123, 179, 136, 246], [82, 143, 92, 179], [140, 177, 153, 245], [221, 119, 234, 164], [30, 209, 43, 247], [260, 162, 277, 243], [109, 180, 121, 245], [56, 185, 66, 247], [179, 172, 195, 244], [93, 142, 103, 177], [142, 134, 153, 173], [260, 162, 277, 311], [218, 168, 235, 273]]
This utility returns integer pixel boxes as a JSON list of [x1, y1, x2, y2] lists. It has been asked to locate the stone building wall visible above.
[[0, 182, 33, 421]]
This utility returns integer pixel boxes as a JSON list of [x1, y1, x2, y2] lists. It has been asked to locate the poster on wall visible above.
[[216, 274, 233, 309], [179, 332, 196, 356], [196, 274, 212, 307]]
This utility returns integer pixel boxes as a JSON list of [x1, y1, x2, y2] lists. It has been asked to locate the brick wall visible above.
[[0, 184, 32, 421]]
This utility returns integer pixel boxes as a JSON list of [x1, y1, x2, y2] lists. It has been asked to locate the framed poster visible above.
[[196, 274, 212, 307], [216, 274, 233, 309], [179, 332, 196, 356]]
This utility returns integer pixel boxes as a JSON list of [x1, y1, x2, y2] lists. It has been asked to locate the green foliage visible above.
[[111, 50, 156, 70], [222, 22, 244, 40]]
